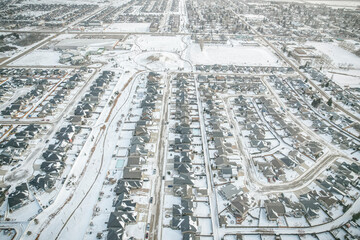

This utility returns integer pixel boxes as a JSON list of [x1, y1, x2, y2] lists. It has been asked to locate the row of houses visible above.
[[197, 75, 242, 180], [262, 160, 360, 222], [1, 70, 81, 118], [245, 1, 358, 40], [27, 72, 114, 195], [140, 0, 167, 13], [169, 14, 180, 32], [169, 74, 199, 240], [0, 68, 65, 102], [186, 0, 248, 34], [255, 95, 324, 160], [0, 4, 97, 30], [306, 68, 360, 124], [27, 124, 80, 195], [195, 65, 293, 74], [218, 183, 258, 225], [198, 74, 266, 95], [106, 72, 161, 240], [234, 96, 274, 153], [195, 75, 260, 225], [71, 71, 114, 125], [114, 14, 161, 27], [37, 73, 83, 118], [219, 158, 360, 225], [272, 75, 357, 151], [0, 68, 66, 78], [319, 161, 360, 199], [0, 124, 41, 166], [1, 83, 47, 118], [232, 93, 323, 181], [29, 72, 114, 194]]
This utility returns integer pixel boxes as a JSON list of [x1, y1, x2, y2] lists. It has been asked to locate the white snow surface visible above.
[[189, 44, 281, 66], [9, 50, 63, 66]]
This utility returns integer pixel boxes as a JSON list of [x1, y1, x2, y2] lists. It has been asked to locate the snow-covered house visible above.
[[29, 174, 56, 192], [8, 183, 29, 212]]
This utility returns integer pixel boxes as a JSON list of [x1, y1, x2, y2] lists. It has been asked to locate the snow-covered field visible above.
[[105, 23, 150, 32], [135, 52, 190, 71], [136, 35, 185, 52], [243, 14, 266, 20], [267, 0, 360, 8], [9, 50, 63, 66], [324, 69, 360, 88], [23, 0, 101, 4], [189, 44, 281, 66], [308, 41, 360, 69], [304, 0, 360, 8]]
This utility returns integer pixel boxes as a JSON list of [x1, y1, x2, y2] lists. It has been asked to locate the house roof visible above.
[[183, 233, 196, 240], [107, 211, 136, 228], [8, 183, 29, 209], [171, 215, 197, 233], [173, 173, 194, 186], [280, 156, 296, 168], [123, 167, 142, 180], [299, 196, 320, 211], [173, 184, 192, 198], [176, 163, 192, 174], [264, 201, 286, 220], [220, 184, 242, 200], [307, 208, 318, 218], [107, 228, 124, 240], [40, 161, 64, 175], [126, 156, 143, 167], [117, 180, 142, 190], [230, 195, 251, 218], [29, 174, 55, 191], [318, 196, 337, 207], [221, 166, 233, 175], [114, 197, 136, 212]]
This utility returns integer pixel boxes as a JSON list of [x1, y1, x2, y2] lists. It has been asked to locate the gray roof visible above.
[[219, 184, 242, 200], [173, 173, 194, 186], [171, 215, 197, 233], [264, 201, 286, 220], [107, 211, 136, 228], [123, 168, 142, 180]]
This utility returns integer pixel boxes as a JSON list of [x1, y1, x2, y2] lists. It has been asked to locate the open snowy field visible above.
[[189, 44, 281, 66], [267, 0, 360, 8], [9, 50, 63, 66], [105, 23, 150, 32], [23, 0, 103, 4], [135, 52, 191, 71], [308, 41, 360, 68], [243, 14, 266, 20], [136, 35, 185, 52], [304, 0, 360, 8], [324, 69, 360, 88]]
